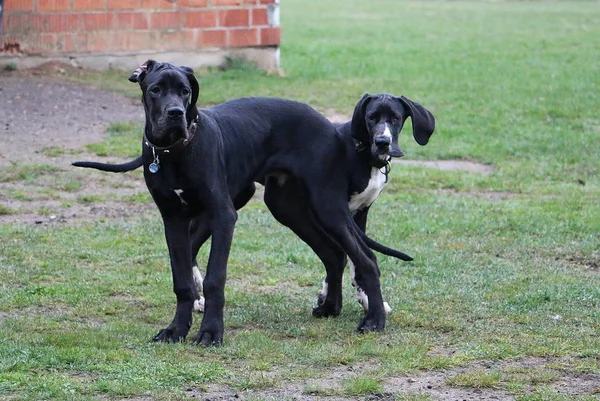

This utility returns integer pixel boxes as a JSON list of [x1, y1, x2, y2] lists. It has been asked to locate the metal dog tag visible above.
[[149, 163, 159, 174]]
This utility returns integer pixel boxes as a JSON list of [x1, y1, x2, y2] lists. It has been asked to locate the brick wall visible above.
[[1, 0, 280, 55]]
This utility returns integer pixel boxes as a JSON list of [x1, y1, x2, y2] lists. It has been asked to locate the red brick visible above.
[[178, 0, 208, 7], [3, 14, 29, 33], [3, 0, 34, 12], [211, 0, 243, 5], [219, 9, 249, 27], [199, 29, 226, 47], [185, 10, 217, 28], [141, 0, 176, 9], [72, 31, 109, 53], [73, 0, 107, 10], [118, 31, 155, 51], [260, 26, 279, 45], [107, 0, 141, 10], [228, 27, 258, 47], [38, 14, 81, 33], [150, 11, 182, 29], [37, 0, 70, 11], [259, 0, 276, 4], [81, 13, 114, 31], [153, 30, 193, 50], [115, 12, 149, 30], [251, 8, 268, 26]]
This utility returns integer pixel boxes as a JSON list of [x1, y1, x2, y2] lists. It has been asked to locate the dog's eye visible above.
[[367, 114, 375, 121], [182, 88, 191, 96], [150, 87, 161, 95], [391, 117, 400, 124]]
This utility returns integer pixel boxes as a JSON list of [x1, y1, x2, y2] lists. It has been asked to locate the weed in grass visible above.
[[76, 194, 103, 204], [122, 192, 152, 204], [447, 370, 502, 389], [58, 179, 83, 192], [0, 164, 59, 182], [341, 376, 384, 397], [0, 204, 17, 215], [36, 207, 54, 216], [516, 387, 599, 401], [396, 393, 434, 401], [40, 147, 80, 158]]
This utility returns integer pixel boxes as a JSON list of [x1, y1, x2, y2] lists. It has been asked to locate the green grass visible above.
[[85, 121, 143, 158], [1, 0, 600, 400]]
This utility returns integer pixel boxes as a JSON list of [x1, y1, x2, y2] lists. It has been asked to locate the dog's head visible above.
[[350, 94, 435, 161], [129, 60, 200, 147]]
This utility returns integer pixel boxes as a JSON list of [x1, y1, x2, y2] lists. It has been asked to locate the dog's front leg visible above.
[[191, 203, 237, 347], [153, 216, 198, 343]]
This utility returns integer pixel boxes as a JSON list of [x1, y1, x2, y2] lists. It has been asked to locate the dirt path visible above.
[[0, 66, 153, 224]]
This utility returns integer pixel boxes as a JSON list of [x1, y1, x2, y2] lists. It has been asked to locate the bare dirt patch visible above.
[[0, 65, 150, 224], [186, 357, 599, 400]]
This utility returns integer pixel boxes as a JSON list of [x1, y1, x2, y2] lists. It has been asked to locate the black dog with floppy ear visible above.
[[349, 93, 435, 155]]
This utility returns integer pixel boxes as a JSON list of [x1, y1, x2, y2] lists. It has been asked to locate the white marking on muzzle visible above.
[[382, 123, 392, 140]]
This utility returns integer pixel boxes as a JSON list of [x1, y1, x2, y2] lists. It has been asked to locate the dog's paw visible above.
[[193, 297, 205, 313], [312, 303, 341, 318], [191, 330, 223, 347], [151, 328, 186, 343], [357, 315, 385, 333]]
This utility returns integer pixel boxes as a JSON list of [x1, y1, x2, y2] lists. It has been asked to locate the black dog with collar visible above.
[[74, 61, 414, 345], [316, 94, 435, 314]]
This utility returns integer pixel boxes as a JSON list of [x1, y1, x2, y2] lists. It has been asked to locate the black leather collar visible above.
[[144, 117, 199, 156], [143, 117, 199, 173]]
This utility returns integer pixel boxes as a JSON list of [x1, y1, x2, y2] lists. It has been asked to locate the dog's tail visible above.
[[355, 225, 413, 261], [72, 156, 143, 173]]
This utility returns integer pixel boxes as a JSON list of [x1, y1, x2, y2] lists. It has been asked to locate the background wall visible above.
[[0, 0, 280, 70]]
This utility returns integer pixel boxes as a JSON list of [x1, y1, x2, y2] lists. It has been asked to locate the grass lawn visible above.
[[1, 1, 599, 400]]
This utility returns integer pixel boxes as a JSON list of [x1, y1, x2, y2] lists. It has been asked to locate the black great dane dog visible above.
[[317, 94, 435, 314], [74, 60, 413, 345]]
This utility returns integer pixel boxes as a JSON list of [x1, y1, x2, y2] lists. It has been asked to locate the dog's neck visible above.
[[144, 116, 199, 156]]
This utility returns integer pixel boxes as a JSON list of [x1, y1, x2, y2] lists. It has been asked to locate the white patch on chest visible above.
[[348, 167, 387, 214], [173, 189, 187, 205]]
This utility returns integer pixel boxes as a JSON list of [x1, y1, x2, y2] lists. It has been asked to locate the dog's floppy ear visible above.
[[397, 96, 435, 146], [128, 60, 157, 83], [350, 93, 373, 143], [180, 66, 200, 108], [179, 66, 200, 121]]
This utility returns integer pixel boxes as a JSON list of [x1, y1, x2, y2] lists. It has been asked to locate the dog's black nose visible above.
[[167, 107, 185, 118], [374, 136, 391, 149]]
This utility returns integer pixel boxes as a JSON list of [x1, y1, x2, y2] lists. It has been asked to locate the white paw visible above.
[[193, 297, 205, 313]]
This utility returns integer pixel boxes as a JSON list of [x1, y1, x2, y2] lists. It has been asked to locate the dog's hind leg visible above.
[[300, 174, 387, 332], [264, 175, 346, 317]]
